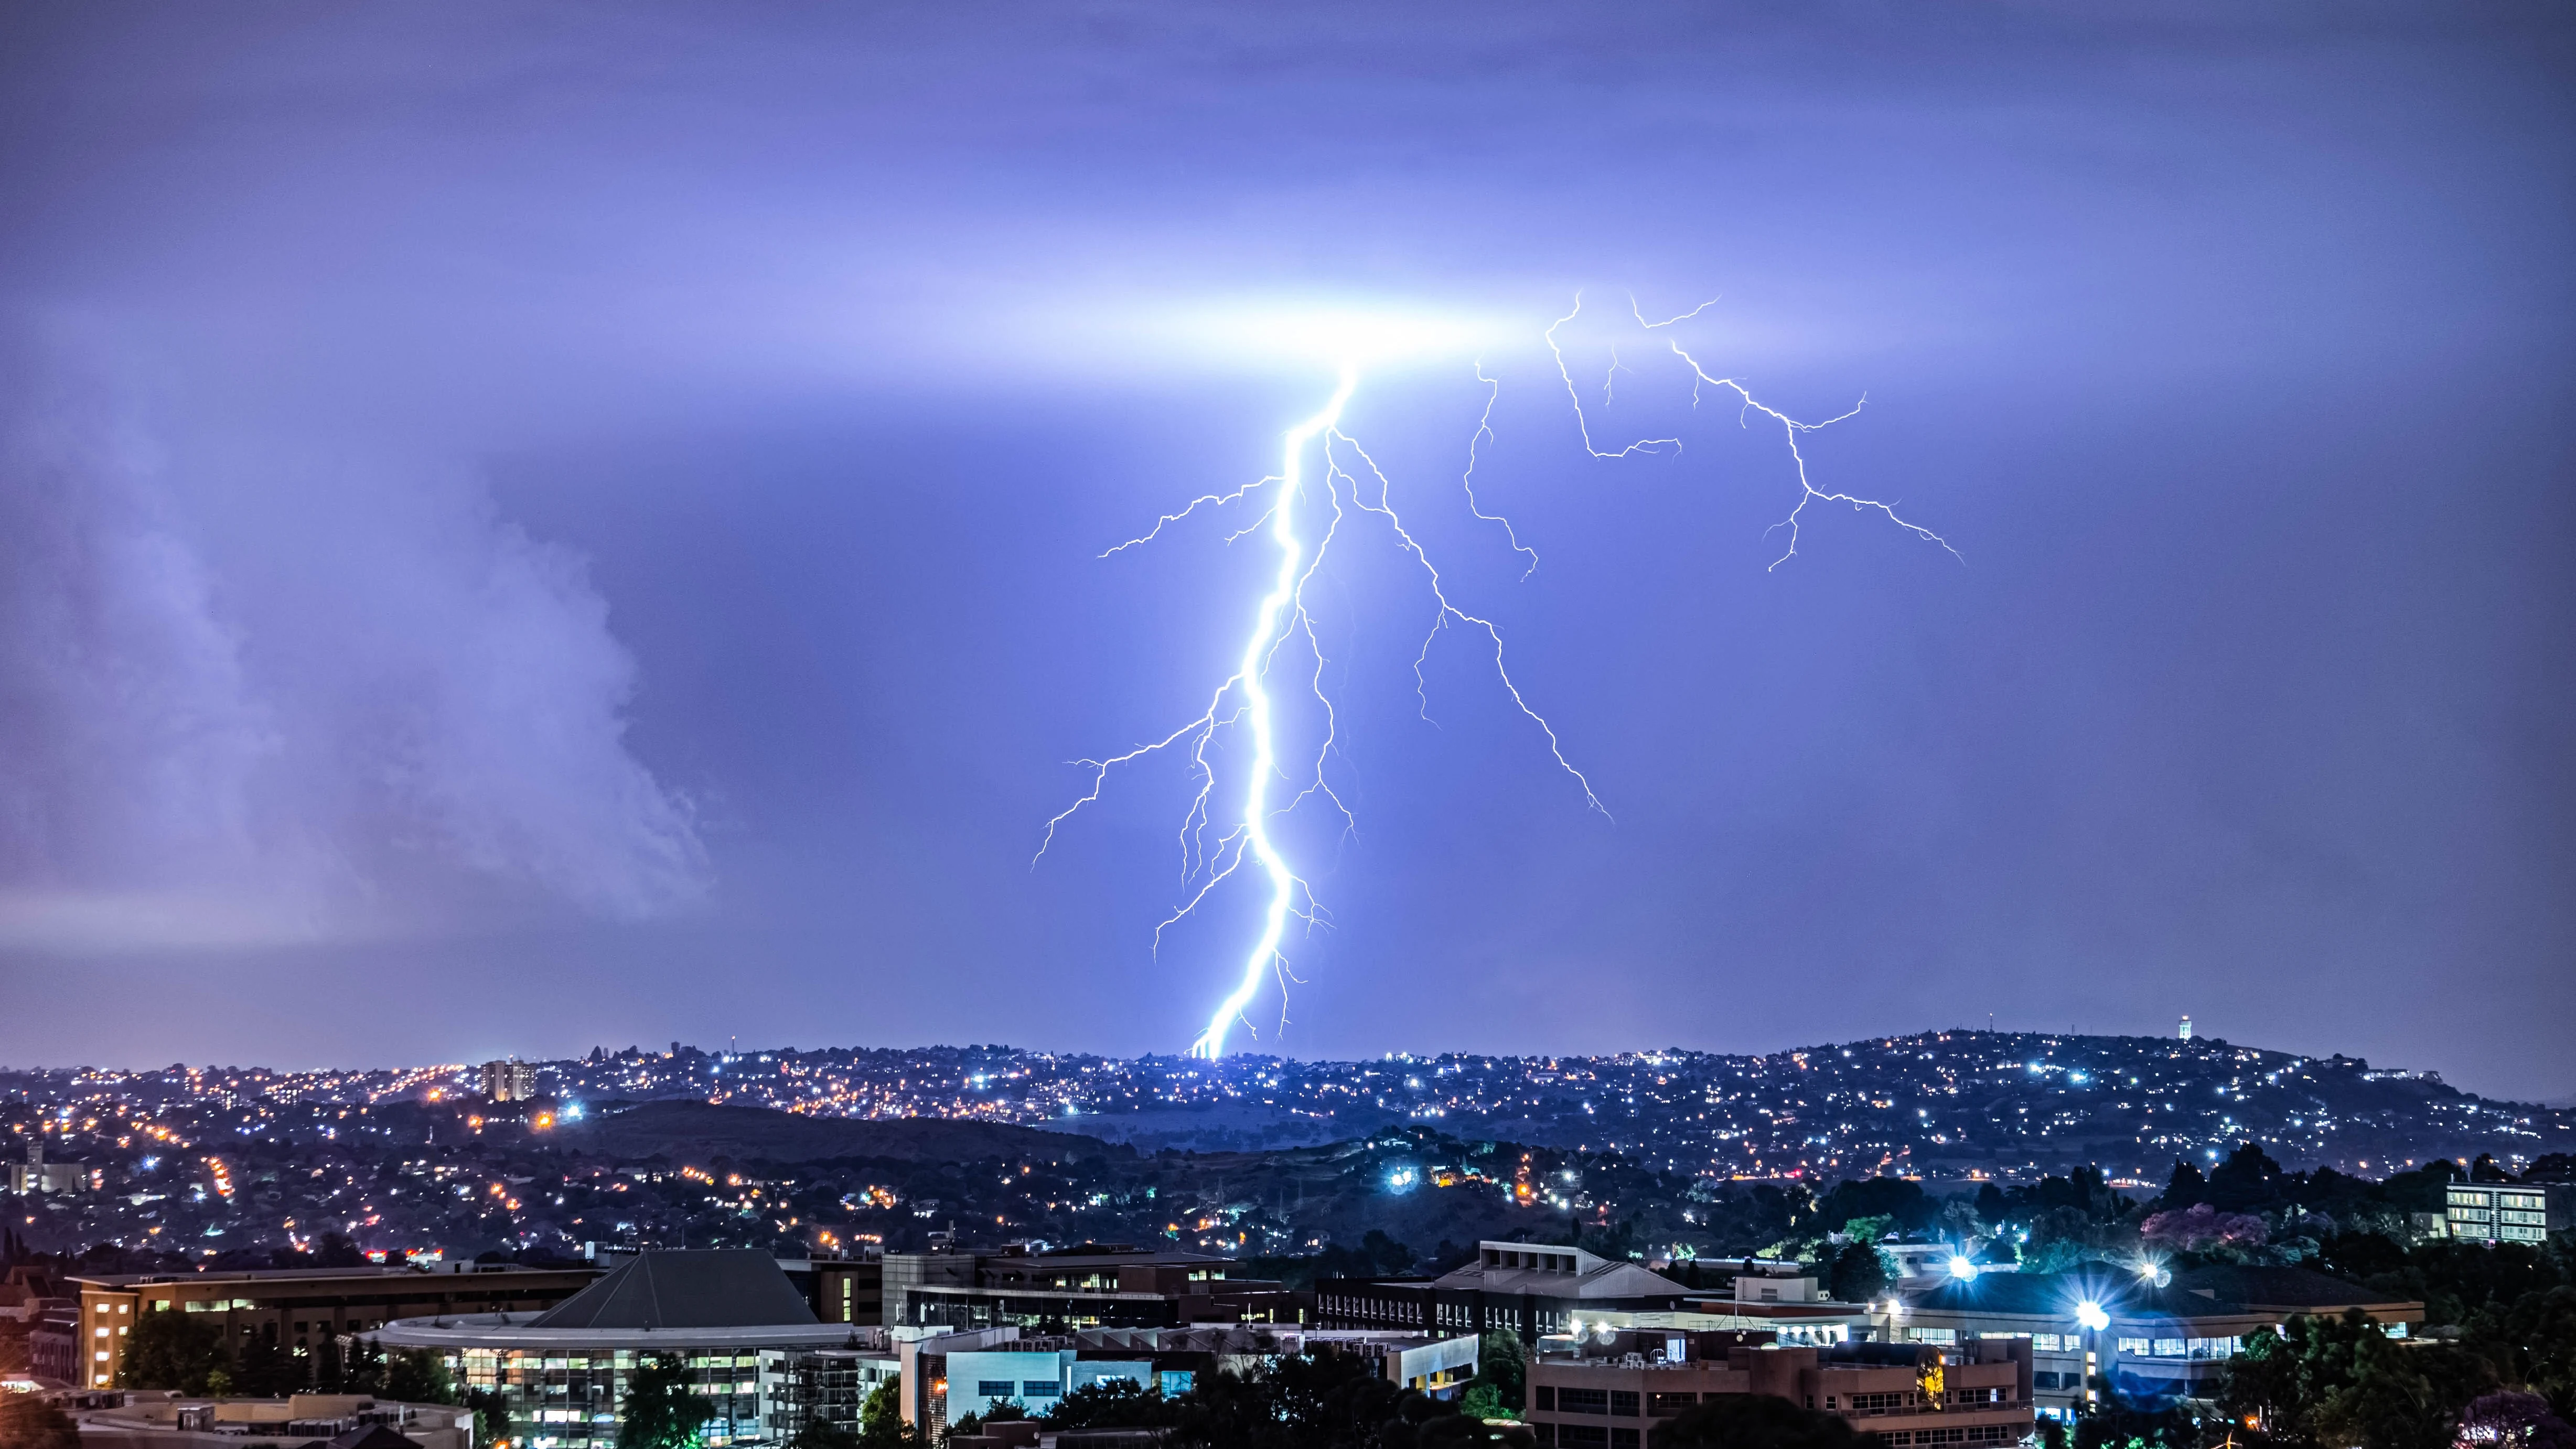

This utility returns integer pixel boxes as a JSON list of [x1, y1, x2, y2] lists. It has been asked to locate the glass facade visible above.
[[450, 1348, 774, 1448]]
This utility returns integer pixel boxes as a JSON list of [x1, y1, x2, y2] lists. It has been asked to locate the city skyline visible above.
[[1, 6, 2569, 1099]]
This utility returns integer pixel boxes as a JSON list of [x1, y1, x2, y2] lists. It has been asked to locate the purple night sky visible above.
[[0, 4, 2568, 1098]]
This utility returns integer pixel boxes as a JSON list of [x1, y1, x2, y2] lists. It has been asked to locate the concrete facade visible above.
[[1526, 1333, 2032, 1449], [71, 1264, 597, 1392]]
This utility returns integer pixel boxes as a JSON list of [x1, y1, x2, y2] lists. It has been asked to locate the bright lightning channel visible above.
[[1038, 297, 1955, 1058]]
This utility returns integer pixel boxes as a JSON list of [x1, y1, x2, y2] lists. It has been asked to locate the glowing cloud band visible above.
[[1038, 296, 1955, 1056]]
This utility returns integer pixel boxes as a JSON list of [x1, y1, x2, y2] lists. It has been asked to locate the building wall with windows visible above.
[[1892, 1266, 2423, 1417], [7, 1142, 95, 1195], [479, 1061, 540, 1102], [881, 1246, 1298, 1332], [370, 1249, 870, 1449], [811, 1259, 882, 1327], [898, 1324, 1475, 1439], [1318, 1240, 1700, 1344], [71, 1264, 597, 1392], [763, 1345, 899, 1442], [373, 1317, 870, 1448], [1524, 1335, 2031, 1449], [2447, 1184, 2574, 1244]]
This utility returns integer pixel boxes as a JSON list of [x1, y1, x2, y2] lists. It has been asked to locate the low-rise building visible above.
[[1892, 1266, 2423, 1418], [898, 1324, 1477, 1439], [1672, 1265, 1877, 1347], [372, 1249, 871, 1449], [2446, 1183, 2574, 1244], [1318, 1241, 1695, 1341], [76, 1392, 474, 1449], [763, 1343, 900, 1444], [72, 1263, 599, 1392], [29, 1303, 81, 1385], [881, 1243, 1300, 1332], [1524, 1329, 2032, 1448]]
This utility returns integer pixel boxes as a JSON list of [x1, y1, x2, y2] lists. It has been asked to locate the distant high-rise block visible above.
[[7, 1139, 93, 1194], [479, 1059, 538, 1102], [2178, 1016, 2193, 1041]]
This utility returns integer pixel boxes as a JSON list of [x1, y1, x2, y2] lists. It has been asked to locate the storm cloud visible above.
[[0, 2, 2566, 1093], [0, 351, 706, 950]]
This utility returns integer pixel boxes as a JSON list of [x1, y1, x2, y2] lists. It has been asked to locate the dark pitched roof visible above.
[[325, 1426, 421, 1449], [1907, 1266, 2408, 1322], [1906, 1271, 2106, 1318], [2167, 1265, 2395, 1310], [527, 1250, 818, 1330]]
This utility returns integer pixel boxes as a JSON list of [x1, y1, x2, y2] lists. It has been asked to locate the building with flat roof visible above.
[[763, 1344, 900, 1445], [880, 1243, 1300, 1332], [799, 1254, 882, 1328], [372, 1249, 871, 1449], [1525, 1329, 2032, 1449], [72, 1392, 475, 1449], [897, 1323, 1477, 1439], [70, 1262, 598, 1393], [7, 1141, 95, 1195], [2446, 1182, 2574, 1244], [479, 1060, 539, 1103], [1892, 1265, 2423, 1418], [1317, 1241, 1697, 1341]]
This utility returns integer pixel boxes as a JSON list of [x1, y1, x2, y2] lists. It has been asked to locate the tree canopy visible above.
[[616, 1354, 715, 1449]]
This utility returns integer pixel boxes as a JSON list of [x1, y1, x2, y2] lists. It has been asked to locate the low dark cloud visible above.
[[0, 351, 707, 950]]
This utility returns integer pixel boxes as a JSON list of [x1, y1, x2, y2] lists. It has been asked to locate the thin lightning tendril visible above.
[[1547, 293, 1679, 457], [1040, 294, 1957, 1056], [1661, 339, 1960, 571], [1462, 362, 1540, 580], [1327, 429, 1606, 818]]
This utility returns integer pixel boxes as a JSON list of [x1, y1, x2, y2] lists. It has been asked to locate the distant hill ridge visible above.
[[526, 1029, 2573, 1175], [557, 1099, 1125, 1165]]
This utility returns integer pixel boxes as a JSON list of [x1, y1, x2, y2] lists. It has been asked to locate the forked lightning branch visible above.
[[1036, 295, 1955, 1057]]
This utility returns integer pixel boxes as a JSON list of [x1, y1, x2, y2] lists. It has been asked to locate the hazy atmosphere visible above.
[[1, 3, 2569, 1098]]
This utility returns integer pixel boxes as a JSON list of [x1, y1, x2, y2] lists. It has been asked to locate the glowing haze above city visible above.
[[0, 4, 2568, 1102]]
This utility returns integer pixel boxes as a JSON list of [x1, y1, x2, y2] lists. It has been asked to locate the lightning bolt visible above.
[[1040, 295, 1957, 1057]]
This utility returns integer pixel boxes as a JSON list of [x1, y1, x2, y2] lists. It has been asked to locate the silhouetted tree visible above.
[[616, 1354, 713, 1449], [2157, 1158, 2206, 1211], [853, 1378, 925, 1447], [2205, 1143, 2287, 1212], [1042, 1378, 1178, 1430], [118, 1310, 229, 1393], [1827, 1241, 1892, 1304]]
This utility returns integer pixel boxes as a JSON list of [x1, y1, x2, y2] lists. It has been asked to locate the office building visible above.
[[28, 1303, 80, 1385], [807, 1254, 883, 1327], [1892, 1265, 2422, 1417], [70, 1262, 598, 1392], [2446, 1182, 2574, 1244], [480, 1060, 540, 1103], [1525, 1329, 2032, 1449], [897, 1323, 1477, 1438], [1318, 1241, 1698, 1341], [764, 1344, 901, 1444], [880, 1243, 1301, 1332], [372, 1249, 870, 1449]]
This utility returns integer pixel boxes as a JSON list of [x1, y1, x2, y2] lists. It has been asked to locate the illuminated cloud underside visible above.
[[1039, 296, 1955, 1056]]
